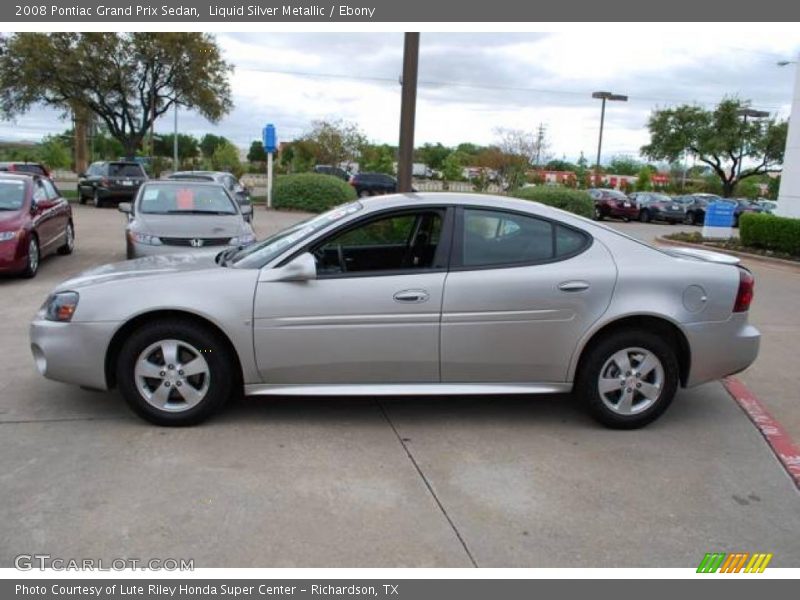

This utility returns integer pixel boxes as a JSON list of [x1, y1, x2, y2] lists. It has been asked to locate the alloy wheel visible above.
[[134, 339, 211, 412], [597, 347, 664, 415]]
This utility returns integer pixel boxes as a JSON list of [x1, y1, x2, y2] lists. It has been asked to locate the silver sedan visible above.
[[30, 193, 759, 428]]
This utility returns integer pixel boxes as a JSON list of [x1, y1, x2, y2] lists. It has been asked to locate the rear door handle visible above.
[[393, 289, 429, 303], [558, 281, 590, 292]]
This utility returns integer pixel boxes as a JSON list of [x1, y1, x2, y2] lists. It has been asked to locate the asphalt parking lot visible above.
[[1, 205, 799, 567]]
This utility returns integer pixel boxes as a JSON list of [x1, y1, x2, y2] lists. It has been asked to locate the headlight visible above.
[[230, 233, 256, 246], [0, 230, 20, 242], [42, 291, 79, 322], [128, 231, 162, 246]]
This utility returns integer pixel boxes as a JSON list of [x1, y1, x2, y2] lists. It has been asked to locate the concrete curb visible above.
[[656, 236, 800, 271], [723, 377, 800, 490]]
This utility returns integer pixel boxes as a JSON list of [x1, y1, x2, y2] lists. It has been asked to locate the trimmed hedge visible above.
[[511, 186, 594, 218], [273, 173, 357, 213], [739, 213, 800, 257]]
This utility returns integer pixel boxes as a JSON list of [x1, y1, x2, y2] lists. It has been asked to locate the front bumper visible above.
[[683, 314, 760, 387], [0, 237, 25, 273], [128, 240, 231, 258], [30, 319, 120, 390]]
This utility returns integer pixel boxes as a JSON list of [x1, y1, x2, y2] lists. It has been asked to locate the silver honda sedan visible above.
[[119, 180, 256, 259], [30, 193, 759, 428]]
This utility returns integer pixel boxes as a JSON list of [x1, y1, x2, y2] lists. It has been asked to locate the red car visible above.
[[588, 188, 640, 222], [0, 173, 74, 278]]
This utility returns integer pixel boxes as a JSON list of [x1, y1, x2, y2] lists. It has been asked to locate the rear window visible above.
[[0, 179, 26, 210], [109, 163, 145, 177], [138, 184, 237, 215]]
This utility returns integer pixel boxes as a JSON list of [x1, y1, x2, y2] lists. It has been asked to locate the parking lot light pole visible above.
[[736, 108, 770, 180], [592, 91, 628, 181], [397, 33, 420, 193], [173, 103, 179, 170]]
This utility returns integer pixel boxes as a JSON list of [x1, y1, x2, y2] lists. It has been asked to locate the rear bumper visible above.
[[29, 319, 120, 390], [97, 187, 138, 200], [683, 314, 760, 387]]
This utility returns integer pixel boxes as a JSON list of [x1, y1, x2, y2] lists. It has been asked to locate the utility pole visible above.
[[534, 123, 546, 167], [397, 32, 420, 193], [591, 91, 628, 182], [173, 103, 179, 169]]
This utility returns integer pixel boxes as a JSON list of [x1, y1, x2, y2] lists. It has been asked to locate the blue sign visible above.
[[704, 200, 736, 228], [262, 124, 277, 153]]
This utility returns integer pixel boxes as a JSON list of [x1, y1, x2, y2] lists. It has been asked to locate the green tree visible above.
[[0, 33, 232, 158], [635, 166, 652, 191], [606, 156, 642, 176], [210, 142, 242, 177], [38, 135, 71, 170], [360, 144, 395, 174], [247, 140, 267, 163], [200, 133, 229, 159], [768, 176, 780, 200], [300, 119, 366, 167], [642, 98, 787, 197], [153, 133, 199, 163], [415, 142, 451, 170], [442, 151, 467, 182], [545, 159, 578, 172]]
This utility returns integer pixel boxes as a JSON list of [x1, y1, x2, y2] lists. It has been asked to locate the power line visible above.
[[238, 66, 787, 111]]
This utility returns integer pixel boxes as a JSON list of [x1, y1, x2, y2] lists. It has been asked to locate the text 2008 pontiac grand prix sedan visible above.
[[30, 193, 759, 428]]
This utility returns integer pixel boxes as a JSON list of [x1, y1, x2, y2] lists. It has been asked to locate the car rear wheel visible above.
[[639, 210, 650, 223], [593, 206, 604, 221], [21, 235, 39, 278], [77, 187, 86, 205], [93, 189, 103, 208], [57, 222, 75, 255], [116, 320, 234, 426], [575, 329, 679, 429], [683, 212, 694, 225]]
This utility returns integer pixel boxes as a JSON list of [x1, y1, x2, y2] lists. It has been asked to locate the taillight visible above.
[[733, 267, 754, 313], [100, 178, 110, 187], [348, 176, 356, 185]]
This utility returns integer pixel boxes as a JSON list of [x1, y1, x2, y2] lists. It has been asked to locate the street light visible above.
[[736, 107, 770, 179], [592, 91, 628, 175]]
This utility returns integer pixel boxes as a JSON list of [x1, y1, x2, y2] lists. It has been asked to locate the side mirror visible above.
[[30, 199, 38, 214], [240, 204, 253, 216], [118, 202, 132, 214], [265, 252, 317, 282]]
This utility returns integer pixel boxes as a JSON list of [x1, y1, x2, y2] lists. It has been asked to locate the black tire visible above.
[[21, 234, 39, 278], [683, 212, 694, 225], [639, 210, 650, 223], [93, 188, 103, 208], [77, 186, 86, 205], [575, 329, 679, 429], [116, 319, 234, 426], [126, 240, 135, 260], [57, 221, 75, 255], [593, 206, 604, 221]]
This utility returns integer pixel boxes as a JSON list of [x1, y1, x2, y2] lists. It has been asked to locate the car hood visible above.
[[0, 209, 23, 228], [56, 251, 222, 290], [133, 213, 247, 237]]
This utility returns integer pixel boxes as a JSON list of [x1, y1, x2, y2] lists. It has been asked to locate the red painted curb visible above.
[[723, 376, 800, 490]]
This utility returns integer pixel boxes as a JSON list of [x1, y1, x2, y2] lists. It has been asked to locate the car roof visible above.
[[0, 172, 35, 181]]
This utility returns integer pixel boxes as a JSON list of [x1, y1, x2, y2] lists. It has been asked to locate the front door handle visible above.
[[393, 289, 429, 303], [558, 280, 590, 292]]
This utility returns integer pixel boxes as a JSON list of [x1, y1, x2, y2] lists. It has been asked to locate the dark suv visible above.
[[77, 161, 148, 207], [348, 172, 398, 197], [313, 165, 350, 181]]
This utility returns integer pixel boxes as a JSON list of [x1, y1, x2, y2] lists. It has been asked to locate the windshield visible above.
[[231, 201, 363, 268], [109, 163, 145, 177], [0, 179, 26, 210], [138, 183, 237, 215]]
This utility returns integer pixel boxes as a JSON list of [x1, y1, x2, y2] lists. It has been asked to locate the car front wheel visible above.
[[93, 189, 103, 208], [575, 329, 679, 429], [22, 234, 39, 278], [116, 320, 234, 426]]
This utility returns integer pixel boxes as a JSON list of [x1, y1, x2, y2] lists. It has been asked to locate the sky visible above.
[[1, 30, 799, 163]]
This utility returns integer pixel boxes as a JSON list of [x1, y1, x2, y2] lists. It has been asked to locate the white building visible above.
[[777, 56, 800, 218]]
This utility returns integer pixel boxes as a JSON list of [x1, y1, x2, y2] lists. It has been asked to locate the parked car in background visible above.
[[676, 193, 723, 225], [588, 188, 639, 222], [31, 193, 759, 428], [629, 192, 685, 224], [119, 180, 255, 259], [724, 199, 764, 227], [349, 172, 398, 197], [0, 173, 73, 278], [756, 200, 778, 214], [167, 171, 253, 223], [77, 161, 148, 207], [313, 165, 350, 181], [0, 161, 50, 177]]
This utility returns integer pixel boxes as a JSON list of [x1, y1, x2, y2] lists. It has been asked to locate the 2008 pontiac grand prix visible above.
[[30, 193, 759, 427]]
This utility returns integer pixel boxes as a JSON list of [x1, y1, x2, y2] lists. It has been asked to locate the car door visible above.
[[441, 207, 617, 383], [30, 178, 59, 252], [252, 207, 453, 384], [41, 178, 68, 242]]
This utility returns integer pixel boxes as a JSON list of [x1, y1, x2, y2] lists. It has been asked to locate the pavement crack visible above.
[[376, 400, 479, 568]]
